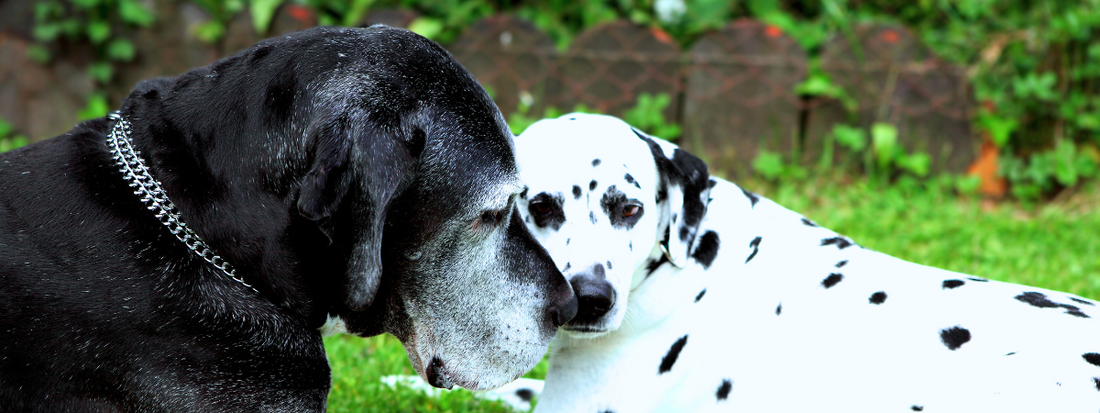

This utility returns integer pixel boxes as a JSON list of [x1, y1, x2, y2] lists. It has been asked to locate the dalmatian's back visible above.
[[521, 114, 1100, 413]]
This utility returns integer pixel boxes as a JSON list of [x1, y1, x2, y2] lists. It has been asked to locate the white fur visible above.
[[515, 113, 1100, 412]]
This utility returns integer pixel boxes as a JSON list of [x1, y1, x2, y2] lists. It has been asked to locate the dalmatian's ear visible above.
[[633, 129, 711, 268], [297, 111, 422, 312]]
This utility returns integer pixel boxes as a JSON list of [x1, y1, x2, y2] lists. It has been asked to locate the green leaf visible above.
[[26, 44, 52, 64], [32, 23, 62, 42], [0, 119, 13, 138], [831, 124, 866, 152], [1052, 140, 1079, 186], [871, 122, 899, 170], [752, 150, 785, 181], [78, 93, 110, 121], [408, 17, 444, 40], [342, 0, 376, 27], [250, 0, 283, 35], [87, 20, 111, 44], [194, 21, 225, 44], [896, 153, 931, 177], [87, 62, 113, 84], [106, 38, 135, 61], [70, 0, 100, 9], [977, 112, 1018, 147], [119, 0, 156, 27]]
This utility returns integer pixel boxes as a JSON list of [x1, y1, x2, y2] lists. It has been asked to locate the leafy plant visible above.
[[623, 93, 681, 142], [31, 0, 154, 84], [0, 119, 30, 153]]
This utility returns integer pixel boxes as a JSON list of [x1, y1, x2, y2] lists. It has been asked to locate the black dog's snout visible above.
[[571, 272, 615, 321], [548, 290, 579, 328]]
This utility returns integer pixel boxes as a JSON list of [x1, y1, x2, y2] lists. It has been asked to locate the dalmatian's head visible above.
[[515, 113, 710, 337]]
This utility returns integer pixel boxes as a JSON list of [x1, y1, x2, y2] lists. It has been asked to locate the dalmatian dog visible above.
[[513, 113, 1100, 412]]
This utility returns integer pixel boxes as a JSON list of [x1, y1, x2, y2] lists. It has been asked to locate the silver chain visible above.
[[106, 112, 256, 292]]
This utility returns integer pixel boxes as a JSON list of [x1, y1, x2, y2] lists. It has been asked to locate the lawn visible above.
[[324, 179, 1100, 412]]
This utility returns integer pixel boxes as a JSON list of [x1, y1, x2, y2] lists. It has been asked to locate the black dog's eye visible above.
[[622, 205, 641, 218], [471, 208, 506, 234]]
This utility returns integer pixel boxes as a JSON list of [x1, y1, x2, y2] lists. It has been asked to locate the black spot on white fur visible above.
[[821, 236, 854, 249], [658, 335, 688, 374], [943, 279, 965, 289], [940, 326, 971, 350], [1093, 378, 1100, 392], [869, 291, 887, 304], [968, 277, 988, 282], [801, 217, 818, 227], [835, 260, 848, 268], [776, 303, 782, 315], [590, 211, 597, 224], [741, 188, 759, 207], [745, 236, 761, 264], [592, 158, 601, 167], [572, 185, 581, 199], [695, 289, 706, 302], [606, 261, 612, 270], [716, 379, 732, 400], [624, 173, 641, 189], [822, 273, 843, 289], [1083, 353, 1100, 367], [692, 231, 720, 268], [1071, 297, 1095, 306], [514, 388, 534, 402], [1015, 291, 1090, 318], [589, 180, 598, 191], [911, 406, 924, 412]]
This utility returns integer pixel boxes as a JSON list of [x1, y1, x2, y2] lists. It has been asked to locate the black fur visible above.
[[822, 273, 844, 289], [0, 26, 573, 411], [1083, 353, 1100, 367], [1015, 292, 1090, 318], [745, 236, 761, 264], [691, 231, 720, 268], [716, 379, 732, 400], [529, 192, 566, 231], [869, 291, 887, 304], [821, 236, 855, 250], [659, 335, 689, 374], [600, 185, 644, 229], [939, 326, 972, 350], [943, 279, 965, 289]]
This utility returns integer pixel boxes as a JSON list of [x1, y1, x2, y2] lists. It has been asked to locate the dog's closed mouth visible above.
[[563, 325, 609, 335]]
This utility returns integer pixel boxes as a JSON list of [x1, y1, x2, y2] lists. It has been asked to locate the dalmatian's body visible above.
[[514, 114, 1100, 412]]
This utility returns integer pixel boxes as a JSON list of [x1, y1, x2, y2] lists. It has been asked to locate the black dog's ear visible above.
[[633, 128, 711, 268], [297, 115, 354, 241], [297, 114, 420, 311]]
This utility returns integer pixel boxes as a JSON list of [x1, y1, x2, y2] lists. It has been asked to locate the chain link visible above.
[[106, 112, 256, 293]]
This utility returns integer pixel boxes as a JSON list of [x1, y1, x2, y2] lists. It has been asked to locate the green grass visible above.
[[325, 179, 1100, 412]]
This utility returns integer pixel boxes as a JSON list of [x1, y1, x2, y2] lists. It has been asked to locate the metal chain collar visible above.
[[106, 112, 256, 293]]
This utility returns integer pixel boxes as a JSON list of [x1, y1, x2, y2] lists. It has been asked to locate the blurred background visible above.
[[1, 1, 1097, 411], [1, 0, 1098, 200]]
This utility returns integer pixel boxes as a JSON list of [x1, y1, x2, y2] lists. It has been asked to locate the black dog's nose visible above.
[[571, 274, 615, 320], [548, 291, 578, 328]]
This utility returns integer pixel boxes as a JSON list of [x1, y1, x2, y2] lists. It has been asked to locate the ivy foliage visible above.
[[23, 0, 1100, 200]]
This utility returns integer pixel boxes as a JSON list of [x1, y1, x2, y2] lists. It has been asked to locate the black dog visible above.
[[0, 26, 576, 412]]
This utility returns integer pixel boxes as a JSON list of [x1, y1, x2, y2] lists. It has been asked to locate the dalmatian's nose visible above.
[[570, 265, 615, 321]]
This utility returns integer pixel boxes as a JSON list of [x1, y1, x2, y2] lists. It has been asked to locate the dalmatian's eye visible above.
[[622, 205, 641, 218], [530, 201, 552, 215]]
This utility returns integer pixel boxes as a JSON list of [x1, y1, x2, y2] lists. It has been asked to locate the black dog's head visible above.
[[119, 26, 575, 390]]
